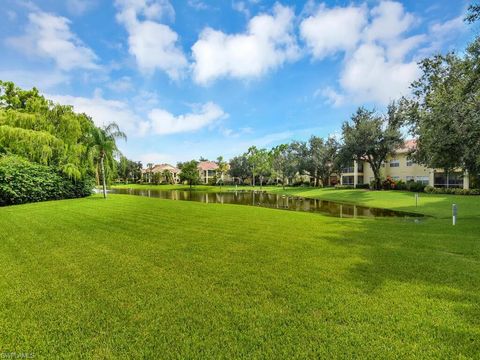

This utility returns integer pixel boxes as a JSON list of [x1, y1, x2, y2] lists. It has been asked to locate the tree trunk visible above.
[[260, 176, 263, 189], [101, 155, 107, 198]]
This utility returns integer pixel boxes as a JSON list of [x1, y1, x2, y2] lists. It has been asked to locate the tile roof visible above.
[[148, 163, 180, 173], [197, 161, 219, 171]]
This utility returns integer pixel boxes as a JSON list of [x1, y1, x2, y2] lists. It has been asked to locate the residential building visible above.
[[339, 140, 470, 189], [197, 161, 233, 184], [143, 163, 181, 183]]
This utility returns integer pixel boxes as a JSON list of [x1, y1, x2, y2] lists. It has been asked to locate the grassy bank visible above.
[[111, 183, 479, 218], [1, 194, 479, 358]]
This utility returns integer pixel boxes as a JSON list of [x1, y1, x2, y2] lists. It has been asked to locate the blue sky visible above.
[[0, 0, 474, 165]]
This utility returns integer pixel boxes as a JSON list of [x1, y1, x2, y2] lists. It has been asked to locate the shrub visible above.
[[0, 155, 93, 206], [335, 184, 354, 189], [355, 183, 370, 189], [396, 180, 407, 190], [424, 185, 435, 193], [382, 177, 396, 190], [406, 181, 426, 193]]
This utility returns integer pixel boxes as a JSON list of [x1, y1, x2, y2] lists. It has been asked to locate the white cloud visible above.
[[47, 92, 147, 136], [364, 1, 416, 43], [232, 1, 251, 18], [115, 0, 187, 79], [300, 4, 367, 59], [66, 0, 96, 15], [6, 11, 98, 71], [316, 86, 345, 107], [301, 1, 427, 105], [340, 43, 420, 104], [0, 69, 69, 90], [188, 0, 209, 11], [106, 76, 134, 92], [148, 102, 227, 135], [191, 4, 299, 84], [47, 91, 226, 138], [420, 15, 466, 55]]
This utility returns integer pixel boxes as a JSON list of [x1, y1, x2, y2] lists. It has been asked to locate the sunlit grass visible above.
[[1, 194, 479, 358]]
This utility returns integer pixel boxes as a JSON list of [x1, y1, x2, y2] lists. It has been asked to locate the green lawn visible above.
[[1, 192, 479, 358]]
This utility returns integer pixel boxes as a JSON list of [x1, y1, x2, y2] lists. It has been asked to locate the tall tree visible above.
[[229, 154, 249, 184], [91, 123, 127, 198], [340, 106, 403, 190], [179, 160, 201, 189], [216, 156, 229, 185], [302, 136, 340, 187], [271, 144, 299, 189]]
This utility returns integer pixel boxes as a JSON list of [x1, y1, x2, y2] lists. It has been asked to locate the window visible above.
[[416, 176, 429, 185], [341, 165, 355, 173], [392, 176, 400, 181], [389, 159, 400, 167], [357, 176, 364, 185], [406, 176, 415, 182], [406, 159, 413, 167], [342, 176, 354, 185]]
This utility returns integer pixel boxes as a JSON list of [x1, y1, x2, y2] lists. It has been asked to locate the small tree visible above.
[[340, 106, 403, 190], [179, 160, 200, 189]]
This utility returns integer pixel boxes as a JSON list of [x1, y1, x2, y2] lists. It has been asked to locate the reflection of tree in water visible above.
[[110, 188, 422, 219]]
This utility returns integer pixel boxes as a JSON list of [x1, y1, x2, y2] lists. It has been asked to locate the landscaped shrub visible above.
[[423, 185, 478, 195], [335, 184, 355, 189], [355, 183, 370, 189], [395, 180, 407, 190], [382, 177, 396, 190], [0, 155, 93, 206], [406, 181, 426, 192]]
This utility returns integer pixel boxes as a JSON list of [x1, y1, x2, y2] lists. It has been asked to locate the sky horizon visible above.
[[0, 0, 475, 166]]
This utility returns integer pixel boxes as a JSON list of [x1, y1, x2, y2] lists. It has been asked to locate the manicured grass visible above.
[[1, 194, 479, 358]]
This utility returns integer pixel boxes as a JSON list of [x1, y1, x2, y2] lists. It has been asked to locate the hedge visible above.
[[0, 155, 93, 206]]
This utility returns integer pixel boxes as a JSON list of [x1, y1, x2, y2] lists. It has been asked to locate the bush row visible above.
[[424, 186, 480, 195], [0, 155, 93, 206]]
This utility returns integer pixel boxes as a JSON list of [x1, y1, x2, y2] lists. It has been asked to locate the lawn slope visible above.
[[0, 195, 479, 358]]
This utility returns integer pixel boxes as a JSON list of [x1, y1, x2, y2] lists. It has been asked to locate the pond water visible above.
[[110, 188, 422, 219]]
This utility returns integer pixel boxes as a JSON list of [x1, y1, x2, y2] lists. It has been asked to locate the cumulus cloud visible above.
[[340, 43, 420, 104], [191, 4, 299, 84], [115, 0, 187, 79], [6, 11, 98, 71], [301, 0, 428, 105], [148, 102, 227, 135], [300, 4, 367, 59], [47, 92, 148, 136], [47, 91, 227, 138]]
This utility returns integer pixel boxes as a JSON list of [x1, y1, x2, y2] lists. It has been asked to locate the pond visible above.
[[109, 188, 423, 219]]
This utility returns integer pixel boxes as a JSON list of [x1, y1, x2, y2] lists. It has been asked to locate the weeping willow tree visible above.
[[0, 80, 127, 202]]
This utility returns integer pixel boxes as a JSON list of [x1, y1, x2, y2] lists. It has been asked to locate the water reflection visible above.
[[109, 188, 421, 219]]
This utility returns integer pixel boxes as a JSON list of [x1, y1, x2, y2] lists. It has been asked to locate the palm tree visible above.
[[146, 163, 154, 183], [91, 123, 127, 198]]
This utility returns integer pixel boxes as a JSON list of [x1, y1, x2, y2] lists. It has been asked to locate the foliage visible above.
[[0, 155, 92, 206], [297, 136, 340, 187], [117, 155, 142, 184], [339, 105, 404, 190], [179, 160, 201, 188], [271, 143, 299, 189], [90, 123, 127, 198]]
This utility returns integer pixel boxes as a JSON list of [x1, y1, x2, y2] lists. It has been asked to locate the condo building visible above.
[[339, 140, 470, 189]]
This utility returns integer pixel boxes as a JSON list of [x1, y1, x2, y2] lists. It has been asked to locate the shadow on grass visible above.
[[323, 217, 480, 356]]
